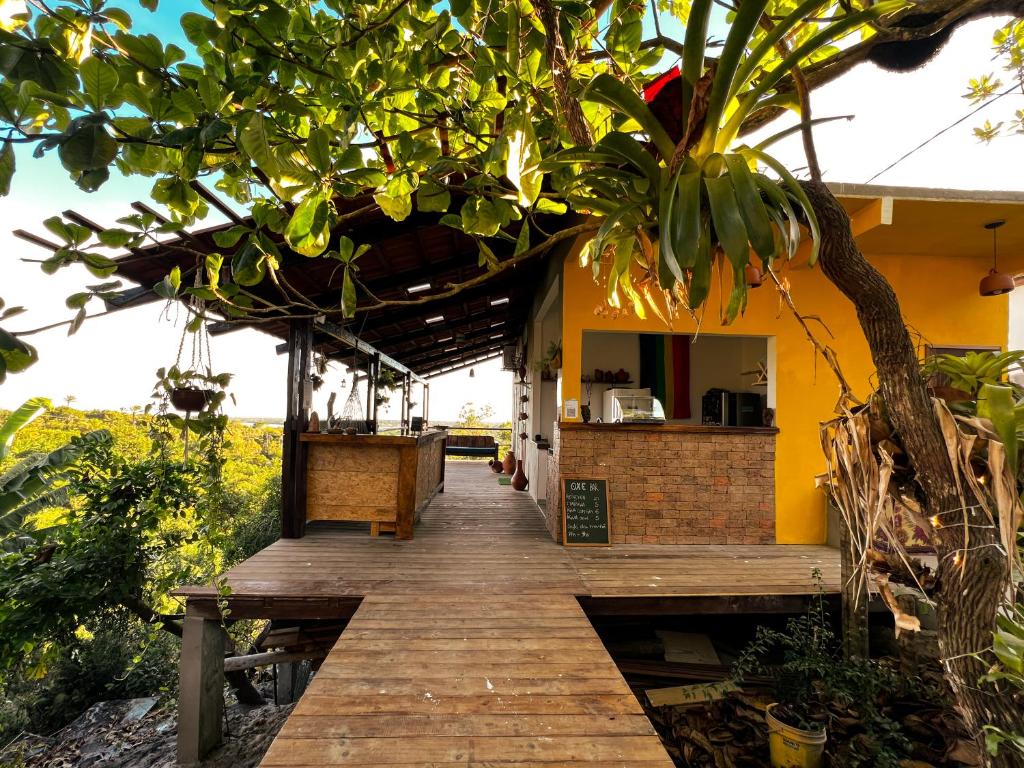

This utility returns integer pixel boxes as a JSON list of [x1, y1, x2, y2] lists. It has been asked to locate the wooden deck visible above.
[[178, 462, 840, 767], [262, 594, 673, 767], [185, 463, 839, 612]]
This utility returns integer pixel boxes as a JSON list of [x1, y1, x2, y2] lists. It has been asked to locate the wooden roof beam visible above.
[[190, 181, 245, 224], [13, 230, 62, 252], [422, 351, 503, 379], [315, 318, 427, 384]]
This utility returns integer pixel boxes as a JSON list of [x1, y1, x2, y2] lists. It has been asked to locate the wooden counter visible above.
[[559, 422, 778, 435], [546, 421, 778, 545], [299, 430, 447, 539]]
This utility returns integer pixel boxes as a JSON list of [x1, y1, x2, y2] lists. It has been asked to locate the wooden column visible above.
[[177, 615, 225, 765], [281, 319, 313, 539], [370, 353, 380, 434], [395, 443, 418, 540]]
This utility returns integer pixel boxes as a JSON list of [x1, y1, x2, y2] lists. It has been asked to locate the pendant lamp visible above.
[[979, 220, 1014, 297]]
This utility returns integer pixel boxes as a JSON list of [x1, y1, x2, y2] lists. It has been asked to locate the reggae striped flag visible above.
[[639, 334, 691, 419]]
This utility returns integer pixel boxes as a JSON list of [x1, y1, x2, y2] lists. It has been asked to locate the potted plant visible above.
[[546, 340, 562, 370], [732, 580, 833, 768]]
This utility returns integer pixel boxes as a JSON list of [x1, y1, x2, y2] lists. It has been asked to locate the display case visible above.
[[610, 393, 666, 423]]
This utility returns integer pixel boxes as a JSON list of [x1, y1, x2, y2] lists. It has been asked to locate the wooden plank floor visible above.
[[201, 462, 838, 601], [184, 462, 839, 768], [261, 594, 674, 767]]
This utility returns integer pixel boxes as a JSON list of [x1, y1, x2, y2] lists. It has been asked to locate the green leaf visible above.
[[284, 190, 331, 257], [417, 179, 451, 213], [704, 161, 750, 275], [742, 148, 820, 264], [212, 225, 250, 249], [583, 74, 675, 161], [514, 222, 530, 256], [978, 384, 1019, 474], [79, 56, 119, 110], [81, 253, 117, 278], [505, 103, 543, 206], [461, 196, 507, 237], [0, 397, 50, 461], [231, 240, 268, 286], [374, 171, 417, 222], [239, 112, 280, 176], [59, 119, 118, 172], [341, 266, 357, 318], [696, 0, 769, 154], [723, 154, 775, 260], [0, 142, 13, 196], [306, 127, 332, 174]]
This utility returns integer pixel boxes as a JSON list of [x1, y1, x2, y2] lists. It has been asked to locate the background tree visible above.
[[1, 0, 1023, 762]]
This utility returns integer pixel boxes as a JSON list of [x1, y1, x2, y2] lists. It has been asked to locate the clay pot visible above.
[[307, 411, 320, 432], [511, 459, 529, 491], [581, 404, 591, 423], [615, 368, 629, 383], [594, 368, 604, 382], [604, 370, 614, 382], [502, 451, 515, 474], [170, 387, 211, 412], [745, 263, 763, 288], [488, 459, 503, 473]]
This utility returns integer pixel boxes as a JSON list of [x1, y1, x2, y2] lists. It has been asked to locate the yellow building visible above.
[[523, 184, 1024, 545]]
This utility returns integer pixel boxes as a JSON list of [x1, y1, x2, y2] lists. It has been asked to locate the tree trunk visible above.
[[803, 180, 1020, 766]]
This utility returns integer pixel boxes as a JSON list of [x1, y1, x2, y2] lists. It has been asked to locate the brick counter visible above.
[[546, 422, 777, 544]]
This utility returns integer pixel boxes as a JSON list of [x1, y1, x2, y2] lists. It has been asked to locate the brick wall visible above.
[[548, 424, 776, 544]]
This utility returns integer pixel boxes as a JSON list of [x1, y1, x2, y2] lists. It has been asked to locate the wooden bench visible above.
[[445, 433, 499, 460]]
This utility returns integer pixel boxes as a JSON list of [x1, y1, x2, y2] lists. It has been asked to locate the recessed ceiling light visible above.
[[490, 320, 504, 328], [408, 283, 431, 293], [425, 315, 444, 324], [438, 336, 453, 343], [490, 333, 503, 339], [490, 297, 509, 306]]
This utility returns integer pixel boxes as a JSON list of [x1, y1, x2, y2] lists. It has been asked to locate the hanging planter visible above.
[[170, 386, 213, 413]]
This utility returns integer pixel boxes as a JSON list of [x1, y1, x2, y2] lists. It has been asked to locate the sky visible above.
[[1, 10, 1022, 421]]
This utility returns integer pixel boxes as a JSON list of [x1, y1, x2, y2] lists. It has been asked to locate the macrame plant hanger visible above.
[[340, 346, 364, 428], [172, 272, 213, 461]]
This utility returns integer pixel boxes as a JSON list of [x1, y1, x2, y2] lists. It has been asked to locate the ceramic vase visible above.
[[511, 459, 529, 491], [502, 451, 515, 474]]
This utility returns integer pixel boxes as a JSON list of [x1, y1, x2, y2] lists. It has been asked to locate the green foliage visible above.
[[923, 350, 1024, 397], [969, 19, 1024, 142], [0, 406, 282, 741], [983, 605, 1024, 759], [732, 573, 912, 767], [0, 0, 897, 342]]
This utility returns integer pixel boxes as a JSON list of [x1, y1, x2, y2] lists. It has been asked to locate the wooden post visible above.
[[370, 354, 380, 434], [177, 615, 225, 765], [275, 660, 310, 704], [395, 443, 417, 540], [840, 516, 869, 659], [281, 319, 313, 539]]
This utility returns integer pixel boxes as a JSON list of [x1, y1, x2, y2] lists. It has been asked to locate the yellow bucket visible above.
[[765, 704, 827, 768]]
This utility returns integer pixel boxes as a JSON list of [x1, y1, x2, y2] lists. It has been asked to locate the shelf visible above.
[[581, 379, 634, 385]]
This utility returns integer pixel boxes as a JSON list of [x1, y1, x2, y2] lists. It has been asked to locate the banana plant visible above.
[[547, 0, 903, 323], [0, 398, 111, 538]]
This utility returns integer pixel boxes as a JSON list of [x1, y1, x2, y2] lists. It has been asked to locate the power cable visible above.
[[865, 80, 1022, 184]]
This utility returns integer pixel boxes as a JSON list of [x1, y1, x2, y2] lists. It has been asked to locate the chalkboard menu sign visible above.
[[561, 475, 611, 546]]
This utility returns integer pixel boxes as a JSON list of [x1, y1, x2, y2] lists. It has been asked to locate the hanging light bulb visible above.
[[469, 367, 475, 378], [979, 220, 1014, 297]]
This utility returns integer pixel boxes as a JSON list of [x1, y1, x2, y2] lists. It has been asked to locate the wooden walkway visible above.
[[262, 594, 672, 767], [178, 463, 839, 767]]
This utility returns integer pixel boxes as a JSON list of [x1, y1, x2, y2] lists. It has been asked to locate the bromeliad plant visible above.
[[547, 0, 900, 323]]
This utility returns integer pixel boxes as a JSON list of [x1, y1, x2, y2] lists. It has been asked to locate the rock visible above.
[[0, 695, 293, 768]]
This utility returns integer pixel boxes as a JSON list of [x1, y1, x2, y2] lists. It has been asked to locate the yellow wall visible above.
[[560, 245, 1010, 544]]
